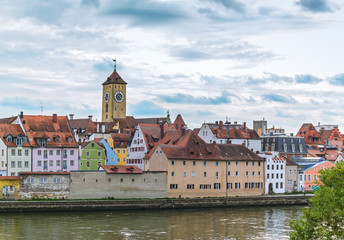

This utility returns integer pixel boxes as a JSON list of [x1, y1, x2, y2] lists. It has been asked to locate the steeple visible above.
[[113, 58, 116, 72]]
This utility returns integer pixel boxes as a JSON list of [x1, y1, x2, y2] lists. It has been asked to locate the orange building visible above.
[[302, 161, 334, 191]]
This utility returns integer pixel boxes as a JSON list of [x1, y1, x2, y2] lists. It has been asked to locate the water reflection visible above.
[[0, 206, 303, 240]]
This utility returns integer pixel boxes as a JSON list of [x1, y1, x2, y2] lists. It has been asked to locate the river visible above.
[[0, 205, 303, 240]]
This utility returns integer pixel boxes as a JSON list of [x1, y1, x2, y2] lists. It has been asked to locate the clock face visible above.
[[104, 92, 110, 103], [114, 91, 124, 103]]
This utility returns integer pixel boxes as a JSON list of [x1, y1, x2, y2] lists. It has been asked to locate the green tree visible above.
[[289, 161, 344, 239]]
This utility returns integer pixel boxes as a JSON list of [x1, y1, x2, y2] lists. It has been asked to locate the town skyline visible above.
[[1, 0, 344, 133]]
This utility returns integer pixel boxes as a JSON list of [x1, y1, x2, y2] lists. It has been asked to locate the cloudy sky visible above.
[[1, 0, 344, 133]]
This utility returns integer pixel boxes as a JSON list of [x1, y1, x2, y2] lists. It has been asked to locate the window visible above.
[[252, 171, 255, 176], [228, 171, 231, 176], [38, 161, 42, 167], [267, 165, 270, 170], [187, 184, 194, 189], [40, 139, 46, 147], [63, 150, 67, 158], [276, 173, 279, 179], [44, 150, 48, 159], [236, 171, 239, 176], [25, 149, 29, 156], [49, 150, 53, 155], [70, 150, 74, 155], [281, 165, 283, 170], [71, 160, 74, 166], [43, 161, 48, 170], [281, 173, 283, 178], [63, 160, 67, 169], [192, 161, 196, 166], [272, 165, 274, 170], [40, 178, 48, 183], [183, 161, 186, 166], [18, 149, 22, 156], [98, 152, 101, 157], [246, 161, 248, 166], [204, 172, 207, 177], [227, 183, 232, 189], [235, 183, 240, 189], [228, 161, 231, 166], [236, 161, 238, 166], [56, 160, 60, 166], [171, 160, 175, 166], [314, 175, 317, 181], [11, 161, 15, 168], [308, 175, 311, 181], [252, 161, 255, 166], [245, 183, 250, 189], [258, 162, 261, 167], [171, 172, 175, 176], [280, 182, 283, 189], [26, 177, 34, 183], [86, 161, 90, 167], [170, 184, 178, 189], [215, 161, 219, 166], [214, 183, 221, 189], [246, 171, 249, 176], [216, 172, 219, 177], [277, 165, 279, 170], [38, 150, 42, 156], [25, 161, 29, 168], [191, 171, 195, 177], [54, 178, 61, 184], [183, 172, 186, 177], [276, 182, 279, 189], [56, 150, 60, 155], [11, 149, 15, 156], [200, 184, 211, 189], [48, 160, 53, 166], [1, 149, 3, 156], [203, 161, 207, 166], [271, 174, 274, 179], [267, 173, 270, 179]]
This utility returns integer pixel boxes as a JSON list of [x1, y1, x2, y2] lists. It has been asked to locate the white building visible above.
[[198, 121, 261, 152], [259, 152, 286, 194]]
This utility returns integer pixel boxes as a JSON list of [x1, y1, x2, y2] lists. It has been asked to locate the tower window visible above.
[[106, 103, 108, 112]]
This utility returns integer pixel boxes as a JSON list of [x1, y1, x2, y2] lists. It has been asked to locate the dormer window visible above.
[[15, 137, 23, 146], [40, 139, 46, 147], [67, 137, 72, 143], [55, 136, 60, 143], [6, 135, 13, 142]]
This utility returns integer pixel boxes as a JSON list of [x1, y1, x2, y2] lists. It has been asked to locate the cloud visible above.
[[81, 0, 100, 8], [295, 74, 322, 84], [159, 91, 231, 105], [295, 0, 338, 13], [328, 73, 344, 85], [213, 0, 246, 13], [262, 94, 296, 103], [103, 1, 186, 26]]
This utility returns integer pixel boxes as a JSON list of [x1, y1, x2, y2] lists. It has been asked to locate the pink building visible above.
[[16, 113, 79, 172]]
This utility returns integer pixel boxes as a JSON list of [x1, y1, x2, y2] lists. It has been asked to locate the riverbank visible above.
[[0, 194, 311, 213]]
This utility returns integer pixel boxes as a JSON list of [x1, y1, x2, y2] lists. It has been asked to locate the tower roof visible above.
[[102, 71, 127, 85]]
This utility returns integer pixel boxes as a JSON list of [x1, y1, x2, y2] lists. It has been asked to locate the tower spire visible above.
[[113, 58, 116, 72]]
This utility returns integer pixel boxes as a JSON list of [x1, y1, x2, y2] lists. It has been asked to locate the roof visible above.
[[210, 127, 260, 140], [20, 115, 77, 148], [286, 158, 298, 166], [19, 172, 70, 175], [102, 71, 127, 85], [99, 165, 143, 174], [307, 148, 341, 161], [147, 130, 263, 161], [0, 116, 17, 124], [173, 114, 186, 131], [0, 124, 30, 147], [303, 160, 334, 172], [136, 117, 170, 125], [0, 176, 22, 180]]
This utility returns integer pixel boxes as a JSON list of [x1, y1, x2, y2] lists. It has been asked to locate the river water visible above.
[[0, 205, 303, 240]]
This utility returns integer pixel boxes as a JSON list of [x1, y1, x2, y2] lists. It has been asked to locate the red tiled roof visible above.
[[173, 114, 186, 131], [0, 116, 17, 124], [0, 176, 22, 180], [19, 172, 70, 175], [0, 124, 31, 147], [307, 149, 340, 161], [286, 158, 298, 166], [99, 165, 143, 174], [102, 71, 127, 85], [210, 127, 260, 140]]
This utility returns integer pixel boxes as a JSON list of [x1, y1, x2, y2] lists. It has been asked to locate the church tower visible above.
[[102, 60, 127, 122]]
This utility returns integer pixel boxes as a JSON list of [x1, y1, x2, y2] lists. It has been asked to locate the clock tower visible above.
[[102, 60, 127, 122]]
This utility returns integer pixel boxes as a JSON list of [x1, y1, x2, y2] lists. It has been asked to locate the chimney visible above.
[[69, 114, 74, 120], [318, 122, 320, 126], [20, 111, 23, 119], [88, 115, 93, 120], [243, 122, 246, 129], [52, 114, 57, 123], [219, 121, 223, 129], [234, 121, 237, 124], [215, 121, 219, 125]]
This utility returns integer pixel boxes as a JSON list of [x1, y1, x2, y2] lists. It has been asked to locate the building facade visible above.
[[79, 141, 106, 170]]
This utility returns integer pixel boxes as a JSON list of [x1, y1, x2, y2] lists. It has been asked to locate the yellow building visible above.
[[107, 133, 131, 166], [102, 62, 127, 122]]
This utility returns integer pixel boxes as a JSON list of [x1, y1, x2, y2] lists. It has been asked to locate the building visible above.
[[296, 123, 322, 148], [102, 61, 127, 121], [0, 124, 31, 176], [19, 172, 70, 199], [319, 126, 343, 150], [15, 113, 79, 172], [300, 161, 334, 191], [79, 140, 106, 170], [285, 158, 298, 193], [198, 121, 261, 152], [107, 133, 131, 166], [147, 130, 265, 198], [266, 126, 285, 135], [253, 119, 267, 136], [259, 152, 286, 194], [100, 139, 118, 165], [261, 135, 307, 158]]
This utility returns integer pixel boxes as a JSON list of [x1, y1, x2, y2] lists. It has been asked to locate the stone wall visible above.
[[69, 171, 167, 199]]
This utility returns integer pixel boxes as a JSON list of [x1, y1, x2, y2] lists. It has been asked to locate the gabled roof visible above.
[[307, 149, 341, 161], [173, 114, 186, 131], [0, 124, 30, 147], [147, 130, 263, 161], [20, 115, 77, 148], [0, 116, 17, 124], [99, 165, 142, 174], [102, 71, 127, 85]]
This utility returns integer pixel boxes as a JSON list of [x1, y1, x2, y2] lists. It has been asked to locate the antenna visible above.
[[113, 58, 116, 72], [40, 101, 44, 115]]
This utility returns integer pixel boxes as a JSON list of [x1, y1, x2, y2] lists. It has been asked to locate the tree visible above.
[[289, 161, 344, 239]]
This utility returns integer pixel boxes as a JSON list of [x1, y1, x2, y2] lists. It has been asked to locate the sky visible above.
[[0, 0, 344, 134]]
